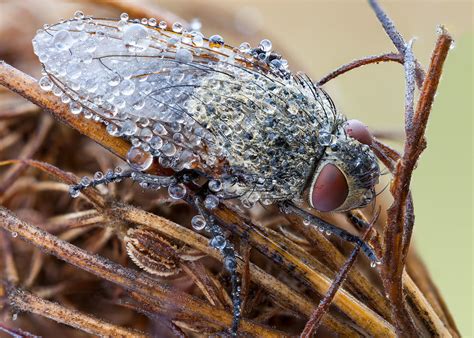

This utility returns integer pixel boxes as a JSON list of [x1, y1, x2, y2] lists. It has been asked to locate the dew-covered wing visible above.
[[33, 15, 338, 203]]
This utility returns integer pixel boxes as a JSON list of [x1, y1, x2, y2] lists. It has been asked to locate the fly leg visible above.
[[192, 195, 241, 336], [69, 167, 177, 197], [282, 202, 380, 264]]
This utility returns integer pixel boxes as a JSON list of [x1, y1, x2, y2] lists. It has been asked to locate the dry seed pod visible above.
[[125, 225, 207, 276], [125, 226, 182, 277]]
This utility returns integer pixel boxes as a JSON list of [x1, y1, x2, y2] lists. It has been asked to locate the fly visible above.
[[32, 11, 381, 335]]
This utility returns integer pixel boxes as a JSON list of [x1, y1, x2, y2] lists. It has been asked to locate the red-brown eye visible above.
[[311, 164, 348, 212], [344, 119, 373, 145]]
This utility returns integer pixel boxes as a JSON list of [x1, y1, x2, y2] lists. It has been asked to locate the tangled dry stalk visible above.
[[0, 0, 458, 337]]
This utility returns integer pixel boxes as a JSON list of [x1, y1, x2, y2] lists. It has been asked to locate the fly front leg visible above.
[[192, 194, 241, 336], [281, 202, 380, 265]]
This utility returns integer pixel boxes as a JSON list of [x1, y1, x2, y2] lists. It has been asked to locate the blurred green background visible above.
[[1, 0, 472, 335]]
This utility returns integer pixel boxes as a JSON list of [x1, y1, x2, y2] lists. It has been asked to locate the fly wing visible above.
[[33, 15, 337, 201]]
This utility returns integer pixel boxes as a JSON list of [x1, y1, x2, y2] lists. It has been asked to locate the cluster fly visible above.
[[33, 11, 381, 334]]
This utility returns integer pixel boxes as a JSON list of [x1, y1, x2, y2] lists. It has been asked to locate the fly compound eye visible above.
[[310, 164, 349, 212], [344, 119, 373, 145]]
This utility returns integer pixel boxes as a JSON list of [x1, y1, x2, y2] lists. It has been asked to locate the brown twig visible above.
[[382, 27, 453, 336], [5, 284, 148, 337], [0, 206, 284, 337], [300, 222, 374, 337], [0, 158, 363, 336], [368, 0, 426, 88]]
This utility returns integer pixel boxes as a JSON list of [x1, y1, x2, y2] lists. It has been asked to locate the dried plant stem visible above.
[[0, 61, 130, 161], [116, 204, 373, 336], [368, 0, 425, 87], [382, 28, 452, 336], [406, 251, 460, 336], [0, 230, 19, 284], [371, 139, 458, 336], [0, 207, 284, 337], [300, 226, 373, 337], [288, 215, 391, 320], [5, 284, 148, 337], [0, 323, 39, 338], [0, 114, 52, 194], [403, 273, 451, 336]]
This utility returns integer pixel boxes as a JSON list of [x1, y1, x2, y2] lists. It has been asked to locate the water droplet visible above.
[[74, 10, 85, 20], [259, 39, 272, 52], [204, 194, 219, 210], [108, 75, 121, 87], [191, 215, 206, 230], [209, 35, 224, 49], [210, 235, 226, 250], [172, 22, 183, 33], [80, 176, 91, 187], [106, 123, 119, 136], [153, 122, 168, 136], [119, 79, 135, 96], [239, 42, 251, 53], [224, 256, 237, 271], [139, 128, 152, 142], [94, 171, 104, 180], [12, 313, 18, 321], [121, 120, 138, 136], [159, 21, 167, 29], [319, 130, 332, 146], [133, 98, 146, 110], [61, 94, 71, 104], [148, 18, 157, 26], [208, 179, 222, 192], [168, 183, 186, 199], [11, 232, 18, 238], [123, 24, 150, 52], [54, 30, 74, 50], [69, 101, 83, 115], [69, 186, 80, 198], [127, 147, 153, 171], [192, 34, 203, 47], [150, 136, 163, 150], [66, 62, 82, 79], [161, 143, 176, 156], [120, 13, 129, 21], [175, 48, 193, 63], [370, 261, 377, 268], [39, 76, 53, 91]]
